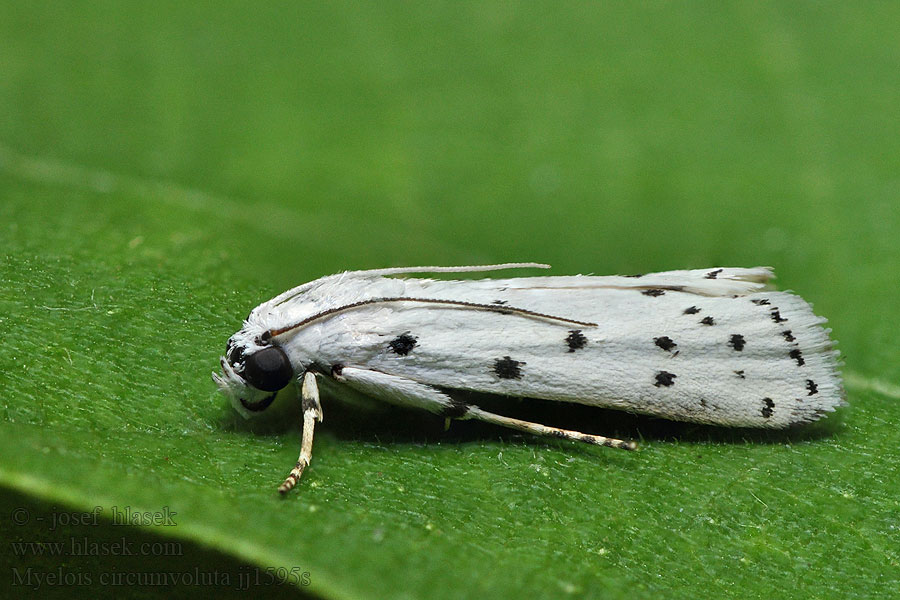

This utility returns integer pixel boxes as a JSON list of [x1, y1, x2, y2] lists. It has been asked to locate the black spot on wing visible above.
[[705, 269, 723, 279], [751, 298, 770, 306], [654, 336, 677, 352], [625, 273, 644, 278], [761, 398, 775, 418], [565, 330, 587, 352], [642, 289, 666, 297], [806, 379, 819, 395], [789, 349, 805, 366], [492, 299, 508, 305], [734, 370, 745, 379], [782, 330, 795, 342], [770, 309, 788, 323], [683, 306, 701, 315], [654, 371, 677, 387], [729, 334, 745, 351], [388, 333, 418, 356], [700, 316, 715, 326], [493, 356, 524, 379]]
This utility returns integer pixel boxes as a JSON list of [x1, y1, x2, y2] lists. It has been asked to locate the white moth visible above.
[[213, 263, 844, 493]]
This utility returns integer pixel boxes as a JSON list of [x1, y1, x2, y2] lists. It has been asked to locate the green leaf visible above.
[[1, 3, 898, 598]]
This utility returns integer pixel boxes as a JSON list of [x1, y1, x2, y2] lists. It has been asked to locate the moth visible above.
[[213, 263, 844, 493]]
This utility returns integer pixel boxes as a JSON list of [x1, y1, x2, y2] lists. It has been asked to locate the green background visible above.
[[1, 2, 898, 598]]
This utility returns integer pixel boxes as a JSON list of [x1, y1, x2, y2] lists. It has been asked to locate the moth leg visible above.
[[278, 371, 324, 495], [333, 366, 464, 416], [333, 366, 635, 450], [461, 406, 636, 451]]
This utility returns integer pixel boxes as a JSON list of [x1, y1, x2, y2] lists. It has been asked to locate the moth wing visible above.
[[301, 267, 840, 429]]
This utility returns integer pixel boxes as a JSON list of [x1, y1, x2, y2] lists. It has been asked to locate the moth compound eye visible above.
[[243, 346, 293, 392]]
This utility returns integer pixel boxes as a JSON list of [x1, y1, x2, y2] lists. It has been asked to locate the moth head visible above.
[[213, 331, 295, 419]]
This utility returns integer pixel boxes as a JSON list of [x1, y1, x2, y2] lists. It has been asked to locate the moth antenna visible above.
[[358, 263, 551, 276], [268, 297, 596, 338], [270, 264, 550, 308]]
